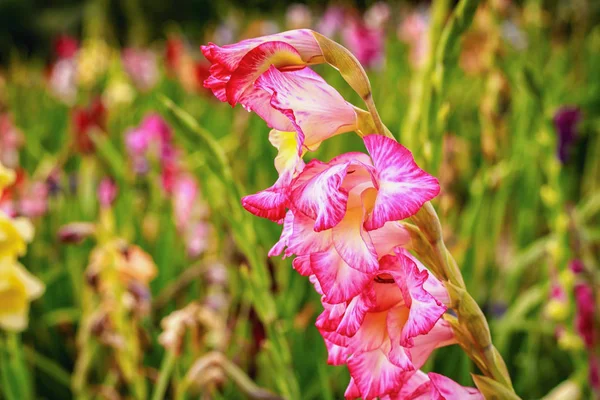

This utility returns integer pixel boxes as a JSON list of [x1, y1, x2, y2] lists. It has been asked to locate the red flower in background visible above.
[[54, 35, 79, 59], [71, 97, 107, 154]]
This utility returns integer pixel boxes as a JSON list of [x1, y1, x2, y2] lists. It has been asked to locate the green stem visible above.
[[151, 351, 178, 400]]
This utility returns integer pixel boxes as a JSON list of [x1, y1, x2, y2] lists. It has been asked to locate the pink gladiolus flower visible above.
[[19, 181, 48, 218], [98, 178, 118, 208], [125, 113, 174, 175], [397, 10, 430, 68], [574, 283, 597, 349], [315, 249, 453, 399], [201, 29, 323, 105], [317, 6, 346, 38], [122, 48, 159, 91], [342, 20, 385, 69], [0, 113, 24, 168], [382, 371, 484, 400]]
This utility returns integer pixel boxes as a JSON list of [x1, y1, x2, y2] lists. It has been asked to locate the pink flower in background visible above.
[[172, 175, 210, 258], [98, 178, 118, 208], [286, 4, 313, 30], [19, 181, 48, 218], [0, 169, 49, 218], [0, 113, 24, 168], [317, 6, 346, 37], [122, 48, 159, 91], [365, 2, 391, 29], [574, 283, 597, 348], [317, 250, 453, 399], [201, 29, 323, 104], [125, 113, 174, 175], [342, 20, 385, 69], [172, 175, 199, 230], [383, 371, 483, 400], [48, 58, 78, 104], [397, 10, 430, 68]]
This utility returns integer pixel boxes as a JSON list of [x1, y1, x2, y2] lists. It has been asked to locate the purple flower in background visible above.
[[98, 178, 118, 208], [122, 48, 159, 91], [574, 283, 596, 348], [553, 106, 581, 164]]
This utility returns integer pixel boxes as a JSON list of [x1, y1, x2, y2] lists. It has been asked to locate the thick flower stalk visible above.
[[202, 29, 516, 399]]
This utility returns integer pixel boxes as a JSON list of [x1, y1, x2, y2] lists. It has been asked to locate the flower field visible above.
[[0, 1, 599, 399]]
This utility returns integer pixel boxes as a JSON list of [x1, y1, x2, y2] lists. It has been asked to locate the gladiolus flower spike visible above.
[[201, 29, 511, 400]]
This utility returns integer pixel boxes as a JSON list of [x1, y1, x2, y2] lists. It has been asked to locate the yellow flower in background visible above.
[[0, 212, 34, 258], [88, 240, 157, 286], [0, 162, 15, 191], [103, 79, 135, 109], [0, 257, 45, 331], [77, 39, 111, 88]]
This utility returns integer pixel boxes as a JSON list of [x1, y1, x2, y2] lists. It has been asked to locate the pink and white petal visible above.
[[203, 64, 232, 101], [290, 161, 351, 232], [363, 134, 440, 230], [391, 249, 447, 347], [292, 255, 313, 276], [391, 370, 431, 400], [332, 206, 378, 274], [269, 210, 294, 257], [316, 302, 347, 332], [336, 290, 376, 337], [428, 373, 484, 400], [256, 66, 357, 148], [241, 182, 288, 222], [408, 319, 456, 369], [344, 378, 362, 400], [309, 274, 323, 296], [408, 253, 451, 306], [201, 29, 321, 71], [285, 210, 331, 257], [226, 42, 306, 106], [310, 248, 373, 304], [324, 336, 350, 366], [237, 88, 295, 131], [386, 306, 415, 371], [370, 221, 411, 258], [347, 344, 406, 400]]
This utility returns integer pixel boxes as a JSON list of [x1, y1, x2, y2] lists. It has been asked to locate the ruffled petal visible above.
[[310, 247, 373, 304], [290, 160, 351, 232], [346, 344, 407, 400], [387, 249, 447, 347], [241, 182, 289, 222], [226, 41, 305, 106], [268, 210, 294, 256], [408, 319, 456, 370], [363, 134, 440, 230], [201, 29, 321, 71]]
